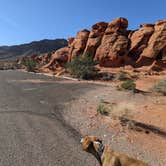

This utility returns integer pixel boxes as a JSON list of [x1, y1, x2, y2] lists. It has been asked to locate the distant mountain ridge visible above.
[[0, 39, 68, 60]]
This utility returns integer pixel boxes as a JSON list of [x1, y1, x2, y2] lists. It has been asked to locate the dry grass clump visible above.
[[97, 103, 110, 116], [115, 71, 130, 81], [151, 77, 166, 95], [120, 80, 136, 91], [115, 70, 139, 81], [97, 101, 134, 119]]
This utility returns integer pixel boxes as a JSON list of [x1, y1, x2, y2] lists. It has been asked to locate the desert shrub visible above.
[[115, 71, 139, 81], [98, 72, 114, 81], [152, 78, 166, 95], [96, 101, 134, 119], [97, 103, 109, 116], [24, 58, 36, 72], [115, 71, 130, 81], [66, 54, 99, 79], [120, 80, 136, 91]]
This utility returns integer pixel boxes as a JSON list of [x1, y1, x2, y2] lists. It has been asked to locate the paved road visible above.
[[0, 70, 98, 166]]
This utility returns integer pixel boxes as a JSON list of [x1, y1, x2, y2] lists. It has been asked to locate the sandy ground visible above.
[[57, 68, 166, 166]]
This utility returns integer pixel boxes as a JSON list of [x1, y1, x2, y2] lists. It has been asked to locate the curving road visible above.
[[0, 70, 98, 166]]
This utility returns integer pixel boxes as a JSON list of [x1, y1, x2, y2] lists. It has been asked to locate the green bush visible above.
[[120, 80, 136, 91], [97, 103, 109, 116], [24, 58, 36, 72], [116, 71, 130, 81], [66, 54, 99, 79], [152, 78, 166, 95]]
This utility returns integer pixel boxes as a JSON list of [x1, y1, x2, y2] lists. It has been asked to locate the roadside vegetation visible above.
[[115, 71, 131, 81], [97, 100, 134, 119], [151, 77, 166, 95], [23, 58, 37, 72], [97, 102, 110, 116], [65, 54, 99, 80], [120, 80, 136, 92]]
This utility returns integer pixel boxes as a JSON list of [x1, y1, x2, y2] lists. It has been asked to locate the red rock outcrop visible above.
[[68, 37, 75, 46], [83, 22, 108, 57], [95, 18, 130, 67], [136, 20, 166, 66], [32, 53, 51, 66], [43, 47, 69, 69], [129, 24, 154, 61], [68, 29, 90, 61], [40, 17, 166, 71]]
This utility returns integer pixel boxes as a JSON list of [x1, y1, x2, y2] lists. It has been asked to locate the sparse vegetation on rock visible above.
[[66, 54, 99, 79]]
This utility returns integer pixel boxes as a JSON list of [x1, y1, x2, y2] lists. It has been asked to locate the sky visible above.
[[0, 0, 165, 46]]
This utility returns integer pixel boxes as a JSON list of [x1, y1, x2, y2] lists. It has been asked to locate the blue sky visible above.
[[0, 0, 165, 45]]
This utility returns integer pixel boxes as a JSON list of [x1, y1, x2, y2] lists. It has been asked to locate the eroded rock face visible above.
[[83, 22, 108, 57], [32, 53, 52, 66], [68, 29, 90, 61], [95, 18, 130, 67], [137, 20, 166, 66], [129, 24, 154, 61], [68, 37, 75, 47], [43, 47, 69, 69], [105, 17, 128, 34], [41, 17, 166, 71]]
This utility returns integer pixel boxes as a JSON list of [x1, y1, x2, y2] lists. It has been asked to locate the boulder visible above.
[[43, 47, 69, 69], [129, 24, 154, 60], [95, 18, 130, 67], [105, 17, 128, 34], [84, 22, 108, 57], [51, 47, 69, 62], [137, 20, 166, 66], [68, 29, 90, 61], [32, 53, 52, 66], [68, 37, 75, 47]]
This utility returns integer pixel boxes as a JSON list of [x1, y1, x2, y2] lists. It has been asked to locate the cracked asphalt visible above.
[[0, 70, 98, 166]]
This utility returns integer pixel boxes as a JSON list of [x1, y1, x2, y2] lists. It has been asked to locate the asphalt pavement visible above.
[[0, 70, 98, 166]]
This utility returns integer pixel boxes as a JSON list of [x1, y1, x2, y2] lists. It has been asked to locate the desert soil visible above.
[[58, 68, 166, 166]]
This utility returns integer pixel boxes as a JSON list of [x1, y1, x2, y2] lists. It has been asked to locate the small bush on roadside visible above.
[[115, 71, 130, 81], [98, 72, 115, 81], [97, 103, 109, 116], [120, 80, 136, 91], [151, 78, 166, 95], [96, 101, 134, 119], [24, 58, 36, 72], [66, 54, 99, 80]]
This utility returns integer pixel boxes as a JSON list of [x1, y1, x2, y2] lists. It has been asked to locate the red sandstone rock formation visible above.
[[136, 20, 166, 67], [129, 24, 154, 61], [95, 18, 130, 67], [40, 17, 166, 71], [68, 29, 90, 61], [42, 47, 69, 69], [83, 22, 108, 58]]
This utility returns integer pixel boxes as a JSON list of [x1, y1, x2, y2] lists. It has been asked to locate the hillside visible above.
[[0, 39, 68, 60]]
